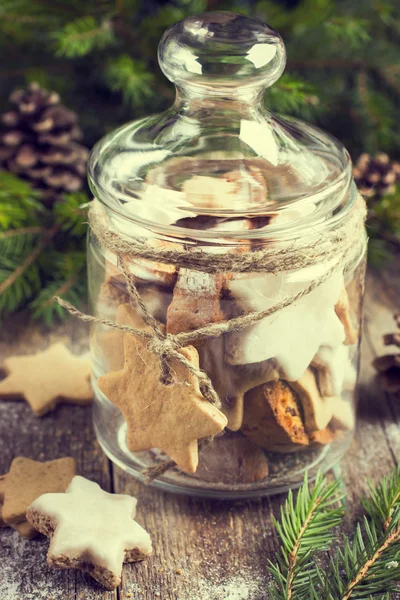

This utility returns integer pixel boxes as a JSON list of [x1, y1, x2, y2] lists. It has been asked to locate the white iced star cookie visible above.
[[26, 476, 152, 590]]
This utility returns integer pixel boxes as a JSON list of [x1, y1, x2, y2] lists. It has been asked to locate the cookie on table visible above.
[[0, 343, 92, 416], [1, 457, 76, 538], [27, 476, 152, 590]]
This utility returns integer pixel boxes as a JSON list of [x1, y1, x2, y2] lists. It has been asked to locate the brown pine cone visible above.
[[0, 83, 88, 204], [353, 153, 400, 198], [373, 313, 400, 392]]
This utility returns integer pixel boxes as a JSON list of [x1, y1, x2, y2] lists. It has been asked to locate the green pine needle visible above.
[[53, 16, 116, 58], [29, 272, 86, 325], [0, 172, 43, 231], [105, 55, 155, 105], [324, 18, 371, 49], [0, 172, 89, 323], [0, 253, 41, 314], [270, 468, 400, 599], [53, 193, 89, 237], [268, 472, 345, 600]]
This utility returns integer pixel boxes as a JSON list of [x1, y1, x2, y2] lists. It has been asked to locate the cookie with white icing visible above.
[[26, 476, 152, 590]]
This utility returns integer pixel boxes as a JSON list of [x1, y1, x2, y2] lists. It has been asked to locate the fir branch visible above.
[[0, 254, 41, 314], [316, 467, 400, 599], [340, 521, 400, 600], [53, 16, 116, 58], [362, 466, 400, 533], [268, 472, 344, 600], [0, 226, 46, 237], [104, 55, 155, 105], [324, 18, 371, 49], [53, 192, 89, 237], [0, 172, 44, 230], [29, 269, 86, 325], [266, 74, 320, 116], [0, 223, 58, 296]]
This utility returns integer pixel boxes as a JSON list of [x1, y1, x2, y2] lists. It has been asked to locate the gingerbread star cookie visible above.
[[0, 343, 92, 415], [27, 475, 152, 590], [0, 471, 36, 537], [98, 335, 227, 473], [1, 456, 76, 538]]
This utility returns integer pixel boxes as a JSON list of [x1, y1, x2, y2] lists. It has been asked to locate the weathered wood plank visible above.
[[0, 316, 115, 600], [1, 268, 400, 599]]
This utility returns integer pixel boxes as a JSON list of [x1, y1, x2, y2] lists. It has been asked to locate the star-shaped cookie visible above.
[[27, 475, 152, 590], [1, 471, 36, 537], [1, 456, 76, 538], [98, 335, 228, 473], [0, 343, 92, 416]]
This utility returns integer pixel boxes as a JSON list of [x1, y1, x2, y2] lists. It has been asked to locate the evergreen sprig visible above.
[[268, 473, 345, 600], [0, 172, 88, 323], [0, 0, 398, 157], [53, 16, 116, 58], [271, 468, 400, 600], [104, 55, 155, 106]]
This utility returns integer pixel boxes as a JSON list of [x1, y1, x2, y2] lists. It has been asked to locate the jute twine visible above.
[[57, 195, 367, 482]]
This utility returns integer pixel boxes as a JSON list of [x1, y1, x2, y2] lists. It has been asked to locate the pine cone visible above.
[[0, 83, 88, 204], [353, 153, 400, 198], [373, 313, 400, 392]]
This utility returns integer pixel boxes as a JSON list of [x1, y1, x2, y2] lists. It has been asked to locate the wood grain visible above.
[[1, 269, 400, 599]]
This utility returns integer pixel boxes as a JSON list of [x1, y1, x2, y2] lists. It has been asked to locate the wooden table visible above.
[[1, 267, 400, 600]]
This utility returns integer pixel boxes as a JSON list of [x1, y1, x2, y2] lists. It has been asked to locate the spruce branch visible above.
[[104, 55, 155, 105], [0, 223, 58, 297], [268, 472, 345, 600], [30, 269, 86, 324], [0, 172, 89, 322], [53, 16, 116, 58], [362, 466, 400, 533], [53, 192, 89, 237], [0, 226, 46, 237], [270, 468, 400, 599], [316, 467, 400, 599]]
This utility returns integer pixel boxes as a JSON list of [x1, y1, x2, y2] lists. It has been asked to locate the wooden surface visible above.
[[1, 267, 400, 600]]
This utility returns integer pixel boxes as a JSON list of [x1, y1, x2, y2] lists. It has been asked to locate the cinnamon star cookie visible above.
[[27, 475, 152, 590], [0, 343, 92, 416], [98, 335, 227, 473]]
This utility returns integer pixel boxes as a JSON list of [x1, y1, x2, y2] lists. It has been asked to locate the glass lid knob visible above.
[[158, 11, 286, 94]]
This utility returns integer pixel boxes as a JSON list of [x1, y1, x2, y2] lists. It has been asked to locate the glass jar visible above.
[[87, 12, 367, 498]]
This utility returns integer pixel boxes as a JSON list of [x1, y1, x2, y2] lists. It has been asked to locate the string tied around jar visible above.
[[56, 192, 367, 482]]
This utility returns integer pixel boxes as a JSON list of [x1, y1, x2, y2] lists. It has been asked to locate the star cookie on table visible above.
[[1, 456, 76, 538], [98, 335, 228, 473], [1, 472, 36, 537], [0, 343, 92, 416], [27, 475, 152, 590]]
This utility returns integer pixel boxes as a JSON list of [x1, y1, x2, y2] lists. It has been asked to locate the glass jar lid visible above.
[[88, 11, 353, 238]]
